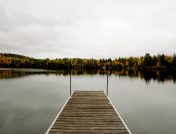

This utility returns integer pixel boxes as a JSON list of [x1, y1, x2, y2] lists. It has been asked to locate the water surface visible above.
[[0, 68, 176, 134]]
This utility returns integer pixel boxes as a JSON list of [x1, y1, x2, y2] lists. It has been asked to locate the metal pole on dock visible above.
[[70, 69, 71, 95], [106, 74, 108, 95]]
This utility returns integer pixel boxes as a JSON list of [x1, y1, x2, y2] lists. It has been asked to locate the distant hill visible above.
[[0, 53, 32, 59]]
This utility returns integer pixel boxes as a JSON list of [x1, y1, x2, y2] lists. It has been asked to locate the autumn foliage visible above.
[[0, 53, 176, 70]]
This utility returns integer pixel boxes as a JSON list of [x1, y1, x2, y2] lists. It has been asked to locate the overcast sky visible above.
[[0, 0, 176, 58]]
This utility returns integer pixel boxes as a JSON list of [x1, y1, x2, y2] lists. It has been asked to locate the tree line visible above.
[[0, 53, 176, 70]]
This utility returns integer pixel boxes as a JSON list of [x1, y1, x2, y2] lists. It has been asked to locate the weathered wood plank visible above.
[[46, 91, 131, 134]]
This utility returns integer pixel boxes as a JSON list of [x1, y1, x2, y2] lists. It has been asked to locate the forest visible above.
[[0, 53, 176, 71]]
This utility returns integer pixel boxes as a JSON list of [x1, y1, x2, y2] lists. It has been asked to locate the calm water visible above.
[[0, 68, 176, 134]]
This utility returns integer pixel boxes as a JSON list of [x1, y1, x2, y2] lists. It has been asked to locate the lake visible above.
[[0, 68, 176, 134]]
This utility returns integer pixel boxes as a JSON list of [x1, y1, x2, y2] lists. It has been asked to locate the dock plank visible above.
[[46, 91, 131, 134]]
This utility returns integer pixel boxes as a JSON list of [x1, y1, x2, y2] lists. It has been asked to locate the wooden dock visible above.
[[46, 91, 131, 134]]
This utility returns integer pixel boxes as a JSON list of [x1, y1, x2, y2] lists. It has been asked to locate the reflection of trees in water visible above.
[[0, 69, 175, 83], [0, 70, 28, 79], [140, 70, 176, 83], [0, 70, 45, 79]]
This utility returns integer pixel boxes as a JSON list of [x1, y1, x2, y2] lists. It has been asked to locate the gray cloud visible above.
[[0, 0, 176, 58]]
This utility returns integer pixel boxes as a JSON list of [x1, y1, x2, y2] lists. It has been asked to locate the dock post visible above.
[[106, 74, 108, 95], [69, 69, 71, 95]]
